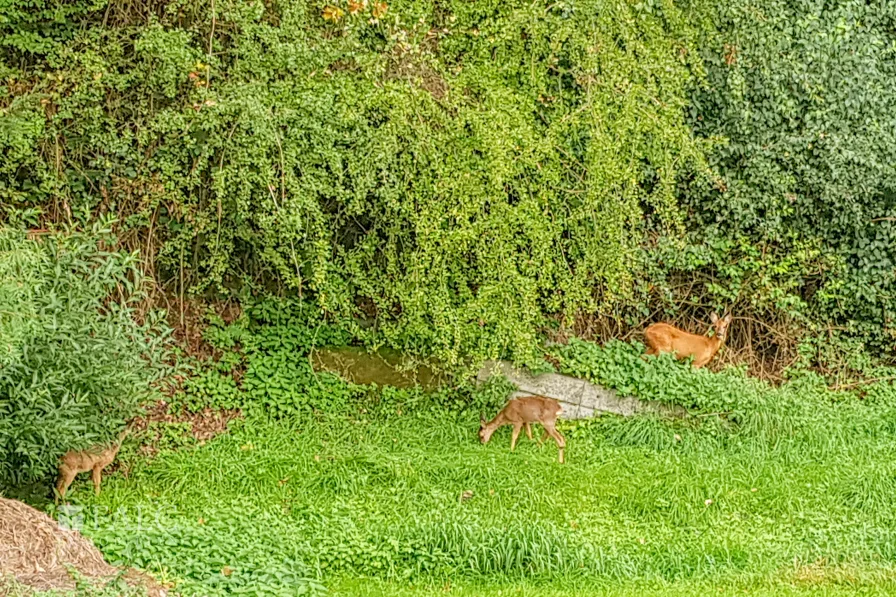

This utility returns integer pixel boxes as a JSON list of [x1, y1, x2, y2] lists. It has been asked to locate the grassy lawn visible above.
[[57, 399, 896, 596], [329, 578, 896, 596]]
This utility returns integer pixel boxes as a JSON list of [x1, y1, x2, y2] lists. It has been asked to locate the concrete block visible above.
[[478, 360, 686, 420]]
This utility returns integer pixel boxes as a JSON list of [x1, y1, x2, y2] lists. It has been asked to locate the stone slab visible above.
[[477, 360, 687, 420]]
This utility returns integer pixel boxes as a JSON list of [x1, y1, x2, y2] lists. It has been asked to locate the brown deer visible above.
[[479, 396, 566, 463], [644, 312, 733, 368], [55, 431, 128, 502]]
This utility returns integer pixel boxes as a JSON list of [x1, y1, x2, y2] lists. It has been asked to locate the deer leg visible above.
[[542, 421, 566, 448], [55, 466, 77, 503], [510, 423, 523, 451], [543, 422, 567, 463], [91, 466, 103, 496], [538, 429, 549, 446], [524, 423, 533, 441], [553, 428, 567, 449]]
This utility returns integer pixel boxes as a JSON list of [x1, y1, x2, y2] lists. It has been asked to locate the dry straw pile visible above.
[[0, 497, 165, 596]]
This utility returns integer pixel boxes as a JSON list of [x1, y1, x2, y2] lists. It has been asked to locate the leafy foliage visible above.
[[170, 298, 507, 420], [3, 0, 896, 374], [178, 367, 242, 413], [0, 574, 154, 597], [0, 0, 105, 54], [678, 0, 896, 354], [551, 338, 896, 448], [0, 0, 709, 366], [0, 224, 170, 487]]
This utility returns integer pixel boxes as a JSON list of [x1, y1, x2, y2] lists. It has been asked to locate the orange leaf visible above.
[[372, 1, 387, 18], [348, 0, 367, 14]]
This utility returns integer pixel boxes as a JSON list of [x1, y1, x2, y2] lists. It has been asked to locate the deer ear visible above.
[[480, 417, 486, 426], [724, 314, 733, 323], [710, 312, 719, 324]]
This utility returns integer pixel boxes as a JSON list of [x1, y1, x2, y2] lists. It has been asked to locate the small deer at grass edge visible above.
[[644, 312, 733, 369], [55, 430, 128, 502], [479, 396, 566, 463]]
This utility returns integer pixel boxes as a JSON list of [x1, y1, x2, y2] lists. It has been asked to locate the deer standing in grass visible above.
[[55, 431, 128, 502], [479, 396, 566, 463], [644, 312, 733, 368]]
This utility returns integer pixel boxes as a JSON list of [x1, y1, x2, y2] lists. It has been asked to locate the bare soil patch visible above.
[[130, 401, 242, 459]]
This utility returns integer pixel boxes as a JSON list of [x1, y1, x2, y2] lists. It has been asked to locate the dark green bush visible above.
[[0, 223, 170, 487], [677, 0, 896, 354]]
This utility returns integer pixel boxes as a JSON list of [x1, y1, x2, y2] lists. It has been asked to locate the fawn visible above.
[[644, 312, 733, 368], [479, 396, 566, 463], [55, 430, 128, 502]]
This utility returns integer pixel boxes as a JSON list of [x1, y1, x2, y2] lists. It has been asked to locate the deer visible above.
[[55, 430, 128, 502], [643, 312, 733, 368], [479, 396, 566, 463]]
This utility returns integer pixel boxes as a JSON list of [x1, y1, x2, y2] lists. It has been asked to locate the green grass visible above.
[[329, 577, 896, 596], [53, 395, 896, 596]]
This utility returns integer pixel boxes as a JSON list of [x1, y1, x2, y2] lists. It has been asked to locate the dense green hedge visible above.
[[1, 0, 895, 368], [680, 0, 896, 352]]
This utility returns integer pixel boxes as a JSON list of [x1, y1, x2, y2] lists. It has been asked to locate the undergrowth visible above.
[[551, 338, 896, 446], [43, 318, 896, 596], [168, 298, 502, 420]]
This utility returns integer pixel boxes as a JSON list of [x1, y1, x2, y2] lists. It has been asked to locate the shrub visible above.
[[0, 223, 171, 487], [7, 0, 895, 376], [678, 0, 896, 355], [0, 0, 709, 367]]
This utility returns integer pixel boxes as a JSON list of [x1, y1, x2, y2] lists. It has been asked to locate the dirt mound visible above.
[[0, 498, 166, 596]]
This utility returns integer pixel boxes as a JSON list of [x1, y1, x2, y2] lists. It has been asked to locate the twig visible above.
[[208, 0, 217, 60], [831, 377, 896, 392]]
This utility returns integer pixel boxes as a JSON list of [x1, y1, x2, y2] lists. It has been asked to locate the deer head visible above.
[[479, 417, 496, 444], [709, 312, 733, 343]]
